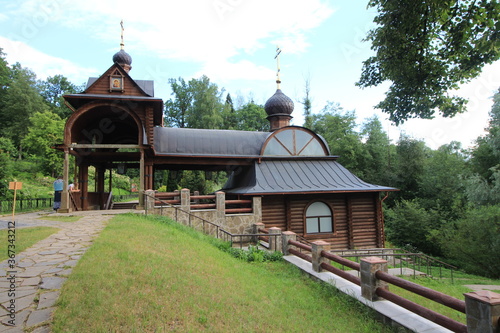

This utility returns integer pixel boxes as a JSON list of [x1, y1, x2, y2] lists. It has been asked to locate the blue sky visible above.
[[1, 0, 499, 150]]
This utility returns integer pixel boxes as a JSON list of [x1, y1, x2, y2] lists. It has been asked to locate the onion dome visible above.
[[113, 49, 132, 66], [264, 89, 294, 116]]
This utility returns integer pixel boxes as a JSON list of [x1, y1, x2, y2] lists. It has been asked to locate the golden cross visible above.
[[275, 46, 282, 88], [120, 20, 125, 50]]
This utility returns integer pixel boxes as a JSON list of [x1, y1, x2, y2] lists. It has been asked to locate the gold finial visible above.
[[274, 46, 282, 89], [120, 20, 125, 50]]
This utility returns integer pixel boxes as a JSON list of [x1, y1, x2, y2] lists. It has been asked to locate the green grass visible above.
[[1, 226, 59, 261], [52, 214, 396, 333], [38, 215, 82, 223]]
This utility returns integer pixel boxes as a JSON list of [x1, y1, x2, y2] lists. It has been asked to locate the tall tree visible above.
[[394, 135, 428, 200], [21, 111, 65, 176], [310, 102, 367, 175], [38, 74, 80, 119], [222, 93, 237, 129], [469, 87, 500, 180], [419, 142, 467, 219], [164, 76, 224, 129], [187, 76, 224, 129], [300, 77, 313, 129], [233, 102, 269, 132], [358, 0, 500, 124], [164, 77, 192, 128], [360, 116, 395, 185], [0, 63, 45, 156]]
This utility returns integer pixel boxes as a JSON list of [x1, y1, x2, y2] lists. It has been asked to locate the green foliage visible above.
[[359, 0, 500, 124], [438, 205, 500, 278], [164, 76, 224, 129], [310, 102, 367, 175], [22, 111, 65, 176], [359, 116, 396, 185], [419, 142, 468, 220], [0, 63, 46, 152], [464, 167, 500, 206], [215, 243, 283, 263], [37, 74, 81, 119], [393, 135, 429, 200], [384, 199, 442, 255], [231, 102, 269, 131]]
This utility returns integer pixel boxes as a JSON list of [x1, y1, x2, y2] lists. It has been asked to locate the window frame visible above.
[[304, 200, 335, 235]]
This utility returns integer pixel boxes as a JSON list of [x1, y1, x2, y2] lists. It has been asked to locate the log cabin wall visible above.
[[261, 192, 381, 250]]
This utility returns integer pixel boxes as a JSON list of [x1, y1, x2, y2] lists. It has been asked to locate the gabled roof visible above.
[[153, 127, 271, 157], [83, 63, 153, 97], [223, 160, 398, 195], [85, 77, 155, 97]]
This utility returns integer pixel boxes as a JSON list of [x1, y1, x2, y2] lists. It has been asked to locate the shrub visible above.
[[438, 205, 500, 278]]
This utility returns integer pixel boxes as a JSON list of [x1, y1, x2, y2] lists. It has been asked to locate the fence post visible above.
[[312, 241, 329, 272], [253, 223, 265, 243], [215, 191, 225, 232], [144, 190, 155, 214], [281, 231, 296, 255], [180, 189, 190, 225], [360, 257, 389, 301], [464, 290, 500, 333], [268, 227, 282, 252]]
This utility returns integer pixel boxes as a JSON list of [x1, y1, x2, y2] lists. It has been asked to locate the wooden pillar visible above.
[[79, 163, 89, 210], [145, 163, 153, 190], [96, 165, 105, 209], [375, 194, 385, 248], [59, 149, 72, 213], [109, 168, 113, 193], [347, 196, 354, 249], [138, 149, 145, 209]]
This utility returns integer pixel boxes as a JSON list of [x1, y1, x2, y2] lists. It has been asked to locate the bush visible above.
[[384, 199, 442, 255], [438, 205, 500, 278]]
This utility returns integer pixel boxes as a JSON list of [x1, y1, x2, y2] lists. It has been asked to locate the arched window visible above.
[[261, 127, 329, 156], [305, 202, 333, 234]]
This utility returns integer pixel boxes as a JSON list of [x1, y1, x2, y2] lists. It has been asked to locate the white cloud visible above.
[[195, 59, 275, 82], [0, 36, 98, 84], [6, 0, 334, 62]]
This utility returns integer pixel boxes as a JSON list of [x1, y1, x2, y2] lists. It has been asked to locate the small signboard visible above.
[[9, 182, 22, 190]]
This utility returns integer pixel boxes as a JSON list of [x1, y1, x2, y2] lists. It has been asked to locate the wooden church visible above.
[[57, 35, 397, 249]]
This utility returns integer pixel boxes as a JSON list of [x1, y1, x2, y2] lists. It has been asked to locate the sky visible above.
[[0, 0, 499, 150]]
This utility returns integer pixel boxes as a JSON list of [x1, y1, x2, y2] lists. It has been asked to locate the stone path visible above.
[[0, 210, 141, 332]]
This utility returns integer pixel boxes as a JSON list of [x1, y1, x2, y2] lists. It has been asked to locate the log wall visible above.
[[261, 192, 382, 250]]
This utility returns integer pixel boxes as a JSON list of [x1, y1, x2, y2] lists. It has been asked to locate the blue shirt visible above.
[[53, 179, 64, 191]]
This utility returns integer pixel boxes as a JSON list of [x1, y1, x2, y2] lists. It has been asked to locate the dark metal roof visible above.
[[86, 78, 154, 97], [153, 127, 270, 157], [223, 160, 398, 195]]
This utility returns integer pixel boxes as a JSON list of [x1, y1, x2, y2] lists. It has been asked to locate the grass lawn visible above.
[[1, 226, 59, 262], [38, 215, 82, 223], [52, 214, 396, 333]]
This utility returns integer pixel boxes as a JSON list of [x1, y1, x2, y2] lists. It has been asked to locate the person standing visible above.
[[53, 176, 64, 211]]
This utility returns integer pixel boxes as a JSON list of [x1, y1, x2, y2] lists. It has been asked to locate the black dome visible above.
[[264, 89, 294, 116], [112, 49, 132, 66]]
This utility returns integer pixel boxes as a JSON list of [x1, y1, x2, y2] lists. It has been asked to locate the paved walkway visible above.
[[0, 209, 142, 333]]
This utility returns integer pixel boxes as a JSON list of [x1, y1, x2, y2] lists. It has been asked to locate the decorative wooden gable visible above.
[[84, 64, 149, 97]]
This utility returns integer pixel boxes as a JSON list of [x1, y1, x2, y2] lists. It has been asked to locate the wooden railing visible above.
[[282, 236, 498, 333], [152, 191, 253, 214]]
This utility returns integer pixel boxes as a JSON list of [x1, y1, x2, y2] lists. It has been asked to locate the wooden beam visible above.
[[69, 144, 141, 149]]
